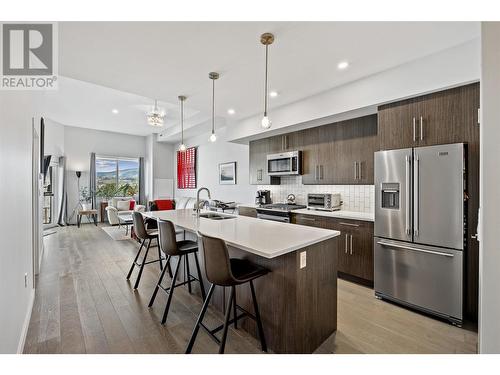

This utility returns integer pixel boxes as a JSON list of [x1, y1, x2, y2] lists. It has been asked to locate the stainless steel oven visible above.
[[267, 151, 302, 176]]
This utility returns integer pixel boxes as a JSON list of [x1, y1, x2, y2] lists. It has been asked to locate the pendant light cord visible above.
[[212, 78, 215, 134], [180, 98, 184, 145], [264, 44, 269, 116]]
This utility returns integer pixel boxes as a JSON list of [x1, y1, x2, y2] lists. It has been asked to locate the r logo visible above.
[[2, 23, 53, 76]]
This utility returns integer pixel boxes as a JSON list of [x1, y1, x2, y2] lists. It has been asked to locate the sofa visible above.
[[105, 197, 145, 225]]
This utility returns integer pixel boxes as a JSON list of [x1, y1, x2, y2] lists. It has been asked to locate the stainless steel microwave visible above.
[[267, 151, 302, 176]]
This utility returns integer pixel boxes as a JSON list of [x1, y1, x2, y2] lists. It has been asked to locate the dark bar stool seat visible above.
[[148, 220, 206, 325], [185, 233, 269, 354], [126, 211, 166, 289]]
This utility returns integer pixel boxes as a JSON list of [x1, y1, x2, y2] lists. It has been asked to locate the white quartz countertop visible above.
[[292, 209, 374, 222], [142, 209, 340, 259], [237, 204, 374, 222]]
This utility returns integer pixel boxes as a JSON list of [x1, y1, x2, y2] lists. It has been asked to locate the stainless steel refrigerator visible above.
[[374, 143, 465, 325]]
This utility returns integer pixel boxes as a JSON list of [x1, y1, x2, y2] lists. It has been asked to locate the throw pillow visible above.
[[129, 200, 136, 210], [116, 200, 130, 211], [156, 199, 174, 210]]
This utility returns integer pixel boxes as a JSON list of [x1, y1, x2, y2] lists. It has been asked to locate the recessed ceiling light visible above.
[[337, 61, 349, 70], [111, 109, 119, 114], [227, 109, 235, 115], [269, 91, 278, 98]]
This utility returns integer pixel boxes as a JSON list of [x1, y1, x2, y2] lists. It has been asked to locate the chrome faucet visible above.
[[195, 187, 211, 216]]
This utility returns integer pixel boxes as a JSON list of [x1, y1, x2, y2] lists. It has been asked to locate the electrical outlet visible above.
[[24, 273, 28, 288], [300, 251, 307, 269]]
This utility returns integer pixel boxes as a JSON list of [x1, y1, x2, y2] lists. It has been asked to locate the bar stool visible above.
[[148, 219, 207, 325], [126, 211, 167, 290], [185, 233, 269, 354]]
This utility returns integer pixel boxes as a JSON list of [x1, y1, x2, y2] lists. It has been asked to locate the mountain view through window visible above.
[[96, 158, 139, 198]]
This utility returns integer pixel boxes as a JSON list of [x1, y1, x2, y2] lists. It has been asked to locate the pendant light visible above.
[[208, 72, 219, 142], [147, 99, 165, 127], [260, 32, 274, 129], [178, 95, 187, 151]]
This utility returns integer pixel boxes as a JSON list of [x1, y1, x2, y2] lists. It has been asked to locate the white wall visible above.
[[61, 126, 147, 222], [44, 119, 65, 158], [228, 39, 480, 143], [0, 91, 40, 353], [174, 127, 255, 204], [479, 22, 500, 354]]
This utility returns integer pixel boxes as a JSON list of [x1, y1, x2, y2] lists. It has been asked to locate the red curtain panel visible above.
[[177, 147, 197, 189]]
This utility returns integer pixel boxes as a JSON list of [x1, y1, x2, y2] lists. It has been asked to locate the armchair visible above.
[[105, 197, 145, 225]]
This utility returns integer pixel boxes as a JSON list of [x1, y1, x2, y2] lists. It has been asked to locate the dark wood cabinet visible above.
[[378, 83, 479, 150], [269, 132, 299, 153], [299, 115, 377, 185], [330, 219, 374, 283], [238, 206, 257, 218], [249, 138, 280, 185], [292, 213, 374, 285]]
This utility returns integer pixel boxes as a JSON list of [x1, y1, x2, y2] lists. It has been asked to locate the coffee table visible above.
[[117, 212, 133, 235]]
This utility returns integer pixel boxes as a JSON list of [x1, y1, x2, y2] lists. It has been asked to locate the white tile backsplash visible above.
[[258, 176, 374, 213]]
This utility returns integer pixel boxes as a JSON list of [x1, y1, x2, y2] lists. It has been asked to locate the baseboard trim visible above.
[[17, 289, 35, 354]]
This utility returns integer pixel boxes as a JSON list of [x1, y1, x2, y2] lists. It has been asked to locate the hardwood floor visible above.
[[24, 224, 477, 354]]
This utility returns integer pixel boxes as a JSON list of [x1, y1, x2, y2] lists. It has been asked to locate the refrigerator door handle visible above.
[[414, 153, 419, 237], [376, 240, 454, 258], [405, 155, 411, 236]]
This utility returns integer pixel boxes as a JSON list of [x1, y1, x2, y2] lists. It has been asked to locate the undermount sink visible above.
[[198, 213, 236, 220]]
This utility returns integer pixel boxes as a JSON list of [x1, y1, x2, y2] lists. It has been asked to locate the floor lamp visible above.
[[68, 171, 82, 223]]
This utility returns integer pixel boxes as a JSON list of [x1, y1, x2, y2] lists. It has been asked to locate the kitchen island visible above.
[[142, 209, 340, 353]]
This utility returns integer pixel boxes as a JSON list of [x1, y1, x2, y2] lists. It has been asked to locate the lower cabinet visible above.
[[292, 213, 374, 285], [238, 206, 257, 218]]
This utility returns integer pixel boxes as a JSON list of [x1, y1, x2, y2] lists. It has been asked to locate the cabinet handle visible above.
[[345, 234, 348, 254], [300, 217, 316, 222], [320, 165, 323, 180], [284, 135, 288, 150], [339, 222, 360, 227], [420, 116, 423, 141], [358, 161, 362, 180], [281, 137, 284, 151], [315, 165, 319, 180], [350, 234, 353, 255], [257, 169, 262, 181], [354, 162, 358, 180], [412, 117, 416, 142]]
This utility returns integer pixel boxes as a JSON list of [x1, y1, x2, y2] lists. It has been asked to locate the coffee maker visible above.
[[255, 190, 271, 206]]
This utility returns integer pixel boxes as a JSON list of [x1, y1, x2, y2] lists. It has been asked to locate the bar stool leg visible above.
[[161, 255, 181, 324], [233, 286, 237, 329], [193, 252, 206, 300], [126, 239, 145, 280], [186, 254, 192, 294], [250, 280, 267, 352], [134, 238, 151, 290], [148, 255, 170, 307], [219, 286, 235, 354], [185, 283, 215, 354], [157, 242, 163, 271]]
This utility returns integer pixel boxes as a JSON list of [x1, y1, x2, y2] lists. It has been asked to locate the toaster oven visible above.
[[307, 193, 341, 211]]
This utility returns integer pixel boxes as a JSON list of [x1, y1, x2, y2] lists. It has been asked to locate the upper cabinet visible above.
[[378, 83, 479, 150], [249, 138, 280, 185], [268, 132, 300, 153], [300, 114, 378, 185]]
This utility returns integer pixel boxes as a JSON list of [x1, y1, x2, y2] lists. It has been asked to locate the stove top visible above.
[[258, 203, 307, 212]]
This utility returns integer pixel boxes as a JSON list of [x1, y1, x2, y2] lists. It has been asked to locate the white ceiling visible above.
[[51, 21, 480, 141]]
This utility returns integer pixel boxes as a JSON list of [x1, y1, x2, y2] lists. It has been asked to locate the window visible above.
[[177, 147, 197, 189], [96, 157, 140, 197], [43, 166, 53, 224]]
